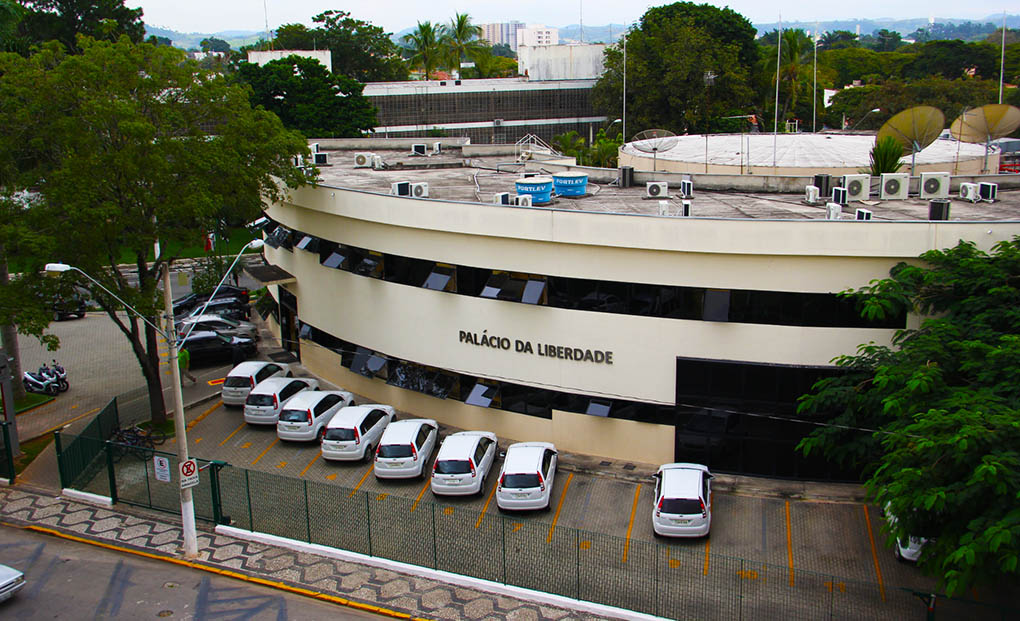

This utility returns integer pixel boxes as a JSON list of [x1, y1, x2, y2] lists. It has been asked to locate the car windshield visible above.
[[377, 444, 413, 458], [223, 377, 251, 388], [324, 428, 355, 441], [217, 334, 233, 344], [502, 473, 540, 489], [435, 460, 471, 474], [660, 498, 702, 515], [279, 410, 309, 423], [246, 394, 274, 406]]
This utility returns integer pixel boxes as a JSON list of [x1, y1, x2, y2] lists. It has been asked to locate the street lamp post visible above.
[[44, 238, 263, 558], [851, 108, 882, 131]]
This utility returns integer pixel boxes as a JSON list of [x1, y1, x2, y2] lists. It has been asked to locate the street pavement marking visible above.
[[299, 453, 320, 477], [252, 438, 278, 465], [349, 467, 372, 498], [276, 461, 287, 469], [376, 493, 388, 501], [207, 378, 225, 386], [475, 482, 498, 528], [41, 407, 100, 434], [622, 483, 641, 563], [443, 507, 454, 515], [219, 422, 246, 446], [862, 504, 886, 602], [241, 442, 251, 449], [187, 400, 221, 431], [410, 479, 431, 513], [785, 500, 795, 587], [326, 473, 337, 481], [71, 404, 78, 409], [703, 538, 711, 576], [669, 558, 681, 569], [546, 472, 574, 543], [511, 523, 522, 533], [194, 437, 202, 443]]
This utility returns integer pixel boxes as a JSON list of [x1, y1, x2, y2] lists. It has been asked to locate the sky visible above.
[[134, 1, 1013, 35]]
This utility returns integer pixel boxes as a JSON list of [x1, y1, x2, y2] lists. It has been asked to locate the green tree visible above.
[[825, 77, 1000, 131], [863, 29, 905, 52], [273, 23, 314, 50], [2, 37, 308, 423], [0, 0, 27, 53], [491, 42, 514, 58], [462, 49, 516, 78], [310, 10, 407, 82], [146, 35, 172, 47], [868, 135, 904, 174], [402, 21, 445, 79], [18, 0, 144, 52], [819, 47, 912, 87], [200, 37, 231, 53], [443, 12, 484, 75], [797, 239, 1020, 595], [818, 30, 858, 51], [762, 29, 814, 122], [237, 54, 377, 137], [905, 40, 999, 80]]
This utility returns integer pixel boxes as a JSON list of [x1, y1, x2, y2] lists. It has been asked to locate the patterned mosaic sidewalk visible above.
[[0, 486, 611, 621]]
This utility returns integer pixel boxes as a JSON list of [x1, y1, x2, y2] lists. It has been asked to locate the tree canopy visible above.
[[797, 239, 1020, 595], [237, 54, 377, 138], [0, 37, 308, 421], [200, 37, 231, 53], [17, 0, 143, 52]]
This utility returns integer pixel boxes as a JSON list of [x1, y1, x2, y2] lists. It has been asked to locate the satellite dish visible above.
[[631, 129, 679, 172], [950, 104, 1020, 173], [877, 106, 945, 175]]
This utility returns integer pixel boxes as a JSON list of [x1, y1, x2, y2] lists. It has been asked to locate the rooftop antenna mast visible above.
[[579, 0, 583, 43], [264, 0, 272, 50]]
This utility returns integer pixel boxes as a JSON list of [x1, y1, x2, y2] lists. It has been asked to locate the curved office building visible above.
[[255, 148, 1020, 480]]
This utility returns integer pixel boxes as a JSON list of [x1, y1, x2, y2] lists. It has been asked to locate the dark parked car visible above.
[[172, 286, 249, 317], [51, 289, 88, 321], [180, 330, 256, 366], [181, 297, 252, 322]]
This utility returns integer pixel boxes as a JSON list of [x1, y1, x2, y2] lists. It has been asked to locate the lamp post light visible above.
[[851, 108, 882, 131], [45, 238, 264, 558]]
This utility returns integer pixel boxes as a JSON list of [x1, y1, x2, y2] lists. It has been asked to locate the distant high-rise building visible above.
[[480, 21, 524, 51], [517, 25, 559, 48]]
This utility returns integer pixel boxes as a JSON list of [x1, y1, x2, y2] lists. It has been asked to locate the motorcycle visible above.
[[39, 360, 69, 392], [23, 369, 59, 396]]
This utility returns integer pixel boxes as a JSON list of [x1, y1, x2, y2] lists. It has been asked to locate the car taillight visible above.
[[433, 460, 439, 473], [375, 445, 381, 457], [538, 472, 545, 492], [411, 444, 418, 461], [498, 474, 505, 490], [249, 376, 255, 389], [273, 394, 278, 410], [353, 428, 360, 445], [469, 460, 476, 478], [656, 498, 663, 518], [306, 409, 313, 425], [700, 498, 707, 518]]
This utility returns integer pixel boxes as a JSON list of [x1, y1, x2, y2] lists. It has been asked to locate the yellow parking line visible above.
[[546, 472, 573, 543], [785, 500, 795, 587], [476, 482, 498, 529], [299, 453, 320, 477], [349, 467, 372, 498], [186, 400, 221, 430], [219, 422, 246, 447], [622, 484, 641, 563], [39, 407, 100, 435], [703, 538, 711, 575], [410, 479, 431, 513], [251, 438, 277, 465], [862, 505, 886, 602]]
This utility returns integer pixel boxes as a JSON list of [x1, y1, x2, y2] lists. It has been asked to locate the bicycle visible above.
[[109, 424, 167, 461]]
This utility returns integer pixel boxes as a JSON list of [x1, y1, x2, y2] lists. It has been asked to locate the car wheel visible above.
[[363, 445, 373, 463]]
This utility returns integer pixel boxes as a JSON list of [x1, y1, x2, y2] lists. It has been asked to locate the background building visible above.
[[517, 25, 559, 47], [480, 21, 524, 51], [247, 49, 332, 73], [517, 44, 606, 81]]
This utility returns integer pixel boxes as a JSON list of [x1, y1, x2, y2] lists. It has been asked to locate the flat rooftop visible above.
[[312, 149, 1020, 222]]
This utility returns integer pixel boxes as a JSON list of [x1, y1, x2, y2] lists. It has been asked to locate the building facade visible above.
[[246, 50, 332, 73], [255, 181, 1020, 481]]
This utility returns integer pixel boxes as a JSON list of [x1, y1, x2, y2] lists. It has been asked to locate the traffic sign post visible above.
[[179, 458, 199, 489], [154, 455, 171, 482]]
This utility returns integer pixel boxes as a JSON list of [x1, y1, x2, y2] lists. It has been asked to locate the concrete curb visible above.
[[61, 488, 113, 507]]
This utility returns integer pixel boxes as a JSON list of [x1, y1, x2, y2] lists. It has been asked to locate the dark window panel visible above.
[[480, 272, 507, 299], [498, 277, 527, 302], [295, 235, 320, 253], [703, 289, 731, 322]]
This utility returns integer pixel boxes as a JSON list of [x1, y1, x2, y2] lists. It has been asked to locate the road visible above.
[[0, 524, 382, 620]]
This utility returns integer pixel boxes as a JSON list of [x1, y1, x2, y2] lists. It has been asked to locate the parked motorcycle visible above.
[[23, 369, 59, 395], [38, 360, 69, 392]]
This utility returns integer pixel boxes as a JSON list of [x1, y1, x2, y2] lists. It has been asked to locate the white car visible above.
[[374, 418, 438, 479], [431, 431, 498, 496], [243, 377, 319, 425], [885, 505, 929, 562], [496, 442, 557, 511], [652, 463, 712, 538], [321, 404, 395, 461], [221, 361, 291, 406], [276, 390, 354, 442], [0, 563, 25, 602]]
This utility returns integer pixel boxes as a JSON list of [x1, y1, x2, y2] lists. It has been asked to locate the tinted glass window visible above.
[[502, 473, 540, 488], [316, 394, 341, 414], [279, 409, 309, 423], [378, 444, 413, 458], [324, 428, 355, 441], [661, 498, 703, 515], [436, 460, 471, 474], [224, 377, 250, 388], [246, 394, 274, 406]]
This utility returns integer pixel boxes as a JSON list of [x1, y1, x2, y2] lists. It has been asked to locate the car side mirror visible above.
[[498, 451, 506, 459]]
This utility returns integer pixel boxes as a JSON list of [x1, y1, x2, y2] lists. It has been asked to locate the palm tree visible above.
[[402, 21, 444, 80], [444, 13, 484, 76]]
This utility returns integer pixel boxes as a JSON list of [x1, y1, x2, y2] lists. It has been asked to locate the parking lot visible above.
[[176, 386, 939, 603]]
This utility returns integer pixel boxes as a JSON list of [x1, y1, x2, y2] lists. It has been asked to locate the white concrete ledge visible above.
[[61, 489, 113, 507], [216, 525, 666, 621], [0, 477, 10, 486]]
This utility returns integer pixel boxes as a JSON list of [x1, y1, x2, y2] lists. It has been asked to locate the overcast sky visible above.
[[134, 1, 1013, 35]]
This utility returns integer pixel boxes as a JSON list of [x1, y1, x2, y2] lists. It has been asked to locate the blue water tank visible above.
[[515, 176, 553, 203], [553, 171, 588, 196]]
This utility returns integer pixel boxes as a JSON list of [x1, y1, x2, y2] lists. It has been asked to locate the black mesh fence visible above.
[[0, 421, 14, 482], [55, 396, 119, 489]]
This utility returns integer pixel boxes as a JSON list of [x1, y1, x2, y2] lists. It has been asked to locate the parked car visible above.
[[243, 377, 319, 425], [496, 442, 558, 511], [51, 290, 88, 321], [221, 361, 291, 406], [182, 297, 251, 322], [172, 286, 249, 316], [277, 390, 354, 442], [652, 463, 713, 538], [0, 562, 25, 602], [321, 404, 395, 462], [180, 331, 256, 367], [374, 418, 438, 479], [431, 431, 498, 496], [885, 504, 930, 562], [178, 314, 258, 341]]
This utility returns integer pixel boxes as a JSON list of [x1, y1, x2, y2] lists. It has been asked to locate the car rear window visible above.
[[246, 394, 274, 406], [278, 410, 308, 423], [435, 460, 471, 474], [660, 498, 703, 515], [502, 473, 540, 489], [324, 428, 355, 441], [378, 444, 413, 458], [224, 376, 251, 388]]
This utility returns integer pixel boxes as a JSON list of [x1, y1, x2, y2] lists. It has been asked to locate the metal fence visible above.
[[0, 420, 14, 482], [54, 396, 120, 489], [56, 438, 1014, 621]]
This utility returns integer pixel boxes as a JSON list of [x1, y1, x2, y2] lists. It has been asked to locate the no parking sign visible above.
[[179, 458, 199, 489]]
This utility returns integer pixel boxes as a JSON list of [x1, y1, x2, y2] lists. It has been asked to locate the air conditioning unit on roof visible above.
[[411, 143, 427, 156], [391, 181, 411, 196], [826, 202, 842, 220], [646, 182, 668, 198], [371, 155, 385, 170], [979, 182, 998, 202], [843, 174, 870, 201], [805, 185, 820, 204], [657, 200, 670, 216], [919, 172, 949, 199], [680, 179, 693, 198], [313, 152, 328, 165], [831, 186, 848, 206], [411, 182, 429, 198], [880, 173, 909, 200], [960, 182, 980, 202], [493, 192, 511, 205], [354, 152, 375, 168], [514, 194, 533, 207]]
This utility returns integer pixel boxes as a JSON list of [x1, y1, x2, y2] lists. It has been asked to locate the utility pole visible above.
[[0, 348, 19, 455]]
